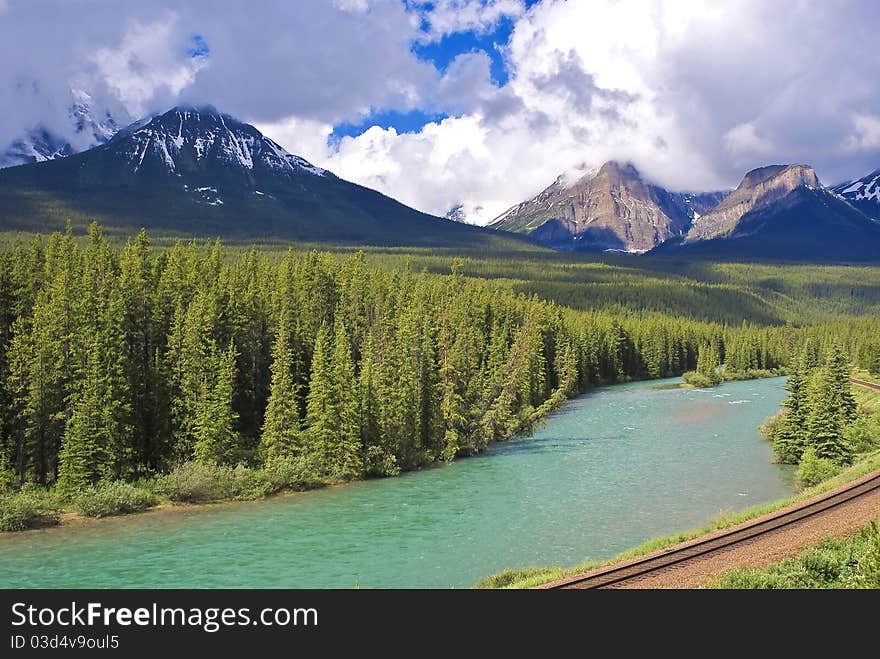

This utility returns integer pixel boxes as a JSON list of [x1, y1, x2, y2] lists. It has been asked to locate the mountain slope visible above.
[[0, 106, 527, 248], [658, 183, 880, 261], [833, 168, 880, 220], [490, 161, 726, 252], [685, 164, 820, 242]]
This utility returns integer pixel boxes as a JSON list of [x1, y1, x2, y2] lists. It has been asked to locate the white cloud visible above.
[[724, 123, 775, 158], [1, 0, 880, 225], [90, 13, 206, 119], [846, 114, 880, 152], [297, 0, 880, 222], [413, 0, 525, 41]]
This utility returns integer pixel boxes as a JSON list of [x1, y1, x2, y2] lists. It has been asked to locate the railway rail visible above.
[[542, 375, 880, 589], [544, 470, 880, 589], [851, 377, 880, 393]]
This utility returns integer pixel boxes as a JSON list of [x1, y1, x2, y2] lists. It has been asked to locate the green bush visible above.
[[156, 462, 293, 503], [155, 462, 230, 503], [262, 456, 327, 492], [73, 481, 157, 517], [226, 464, 274, 500], [796, 447, 839, 488], [0, 486, 59, 532], [844, 413, 880, 455], [682, 371, 718, 388], [760, 410, 783, 441], [847, 523, 880, 589]]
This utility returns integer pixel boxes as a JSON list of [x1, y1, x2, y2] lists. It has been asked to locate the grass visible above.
[[711, 518, 880, 588], [852, 369, 880, 413], [474, 450, 880, 588]]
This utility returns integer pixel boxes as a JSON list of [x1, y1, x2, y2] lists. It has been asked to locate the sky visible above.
[[1, 0, 879, 224]]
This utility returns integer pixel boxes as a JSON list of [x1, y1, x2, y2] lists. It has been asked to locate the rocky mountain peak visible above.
[[686, 164, 821, 241], [490, 160, 726, 252], [104, 105, 326, 183]]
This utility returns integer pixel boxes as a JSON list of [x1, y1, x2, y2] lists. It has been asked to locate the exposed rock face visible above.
[[490, 161, 725, 252], [833, 168, 880, 220], [685, 164, 820, 241]]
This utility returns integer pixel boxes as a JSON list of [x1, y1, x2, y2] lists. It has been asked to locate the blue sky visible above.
[[330, 0, 541, 142]]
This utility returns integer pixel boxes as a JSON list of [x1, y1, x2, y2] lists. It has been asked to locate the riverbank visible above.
[[0, 376, 796, 588], [476, 449, 880, 588], [0, 369, 774, 535]]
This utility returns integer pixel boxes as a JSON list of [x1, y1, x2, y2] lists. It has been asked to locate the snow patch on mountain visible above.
[[0, 89, 123, 169], [111, 107, 326, 180]]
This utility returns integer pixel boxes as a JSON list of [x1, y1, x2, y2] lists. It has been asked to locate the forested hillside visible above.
[[1, 224, 878, 494]]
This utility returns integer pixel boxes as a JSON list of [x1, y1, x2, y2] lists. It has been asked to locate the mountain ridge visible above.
[[0, 106, 532, 249], [490, 161, 727, 252]]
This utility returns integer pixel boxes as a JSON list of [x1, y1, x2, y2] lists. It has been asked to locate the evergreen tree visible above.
[[804, 366, 852, 465], [825, 342, 857, 424], [260, 312, 302, 463], [330, 312, 362, 480], [193, 343, 240, 465], [304, 324, 337, 476], [773, 349, 810, 463]]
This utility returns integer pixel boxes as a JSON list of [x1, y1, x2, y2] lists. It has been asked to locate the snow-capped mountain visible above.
[[101, 105, 327, 186], [833, 168, 880, 220], [0, 90, 122, 169], [0, 105, 511, 248], [490, 161, 727, 251]]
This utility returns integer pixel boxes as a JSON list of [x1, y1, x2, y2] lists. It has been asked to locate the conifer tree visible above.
[[331, 312, 362, 479], [260, 312, 302, 463], [805, 366, 852, 465], [825, 342, 857, 424], [304, 324, 337, 476], [193, 343, 240, 465]]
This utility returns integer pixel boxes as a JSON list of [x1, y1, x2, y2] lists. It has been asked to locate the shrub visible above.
[[156, 462, 292, 503], [796, 447, 838, 488], [262, 455, 327, 492], [73, 481, 157, 517], [847, 523, 880, 589], [0, 486, 59, 532], [760, 410, 783, 441], [226, 464, 274, 500], [156, 462, 230, 503], [844, 413, 880, 455], [682, 371, 718, 388]]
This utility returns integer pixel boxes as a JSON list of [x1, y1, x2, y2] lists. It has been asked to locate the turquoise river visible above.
[[0, 376, 795, 588]]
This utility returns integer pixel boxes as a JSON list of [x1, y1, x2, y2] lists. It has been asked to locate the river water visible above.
[[0, 376, 795, 588]]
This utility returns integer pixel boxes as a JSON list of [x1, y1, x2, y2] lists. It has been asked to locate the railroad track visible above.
[[851, 377, 880, 393], [542, 468, 880, 589]]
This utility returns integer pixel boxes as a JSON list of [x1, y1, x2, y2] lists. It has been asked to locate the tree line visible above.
[[0, 224, 876, 492]]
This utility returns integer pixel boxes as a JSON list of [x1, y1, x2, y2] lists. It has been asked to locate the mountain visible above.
[[0, 90, 121, 169], [0, 106, 528, 248], [489, 161, 727, 252], [658, 164, 880, 261], [833, 168, 880, 220], [685, 164, 820, 242]]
